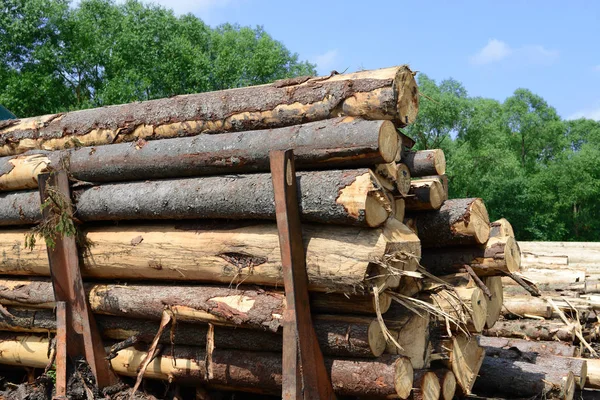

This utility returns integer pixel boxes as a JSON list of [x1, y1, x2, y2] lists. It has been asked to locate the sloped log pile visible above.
[[0, 64, 577, 399]]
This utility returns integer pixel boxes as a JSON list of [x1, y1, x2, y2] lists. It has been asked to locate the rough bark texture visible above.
[[0, 308, 385, 358], [0, 66, 419, 157], [478, 336, 578, 357], [483, 318, 576, 342], [0, 333, 415, 399], [419, 236, 521, 276], [0, 168, 394, 228], [0, 118, 401, 191], [474, 346, 580, 400], [402, 150, 446, 177], [404, 179, 444, 211], [410, 198, 490, 248], [0, 219, 421, 293]]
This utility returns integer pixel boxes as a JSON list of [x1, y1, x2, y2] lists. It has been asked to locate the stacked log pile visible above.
[[0, 64, 589, 399]]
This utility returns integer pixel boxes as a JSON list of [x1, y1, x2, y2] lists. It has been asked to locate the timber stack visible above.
[[0, 64, 587, 400]]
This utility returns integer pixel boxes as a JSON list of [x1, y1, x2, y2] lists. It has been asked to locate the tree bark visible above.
[[411, 370, 440, 400], [409, 198, 490, 248], [474, 345, 583, 400], [0, 168, 394, 228], [402, 150, 446, 177], [419, 236, 521, 276], [478, 336, 578, 357], [0, 219, 420, 293], [0, 308, 387, 358], [0, 333, 415, 399], [0, 66, 419, 157], [404, 179, 445, 211], [483, 318, 576, 342], [0, 118, 401, 191]]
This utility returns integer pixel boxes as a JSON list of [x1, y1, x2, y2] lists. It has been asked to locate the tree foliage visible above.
[[0, 0, 315, 117], [412, 74, 600, 241]]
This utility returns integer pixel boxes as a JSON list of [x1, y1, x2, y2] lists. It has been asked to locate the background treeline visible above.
[[407, 75, 600, 241], [1, 0, 598, 242]]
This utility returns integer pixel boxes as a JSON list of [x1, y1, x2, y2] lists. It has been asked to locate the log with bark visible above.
[[0, 218, 421, 292], [411, 370, 440, 400], [0, 168, 395, 228], [416, 175, 448, 201], [0, 333, 416, 399], [0, 308, 388, 358], [374, 162, 411, 195], [478, 336, 579, 358], [0, 66, 419, 157], [408, 198, 490, 248], [402, 150, 446, 177], [483, 276, 503, 329], [0, 118, 401, 191], [483, 318, 577, 342], [419, 236, 521, 276], [403, 179, 445, 211], [384, 307, 431, 369], [489, 218, 514, 238], [474, 345, 584, 400], [434, 334, 485, 395]]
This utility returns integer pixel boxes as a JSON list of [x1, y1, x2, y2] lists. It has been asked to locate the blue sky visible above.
[[132, 0, 600, 120]]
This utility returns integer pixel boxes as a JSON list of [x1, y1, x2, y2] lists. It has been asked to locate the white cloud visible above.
[[469, 39, 512, 65], [568, 106, 600, 121], [469, 39, 558, 67], [311, 49, 340, 75]]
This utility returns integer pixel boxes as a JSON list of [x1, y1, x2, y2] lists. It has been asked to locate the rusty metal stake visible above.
[[54, 301, 67, 399], [270, 150, 336, 400], [38, 170, 117, 388]]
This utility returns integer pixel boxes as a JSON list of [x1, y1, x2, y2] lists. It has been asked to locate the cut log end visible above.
[[452, 198, 490, 245], [490, 218, 515, 238], [564, 371, 576, 400], [504, 236, 522, 273], [579, 358, 588, 390], [365, 193, 392, 227], [433, 150, 446, 175], [394, 198, 406, 223], [405, 179, 444, 211], [394, 356, 414, 399], [395, 66, 420, 126], [437, 370, 456, 400], [483, 276, 503, 329], [368, 320, 387, 357], [378, 121, 401, 163], [470, 288, 488, 333], [396, 163, 411, 196], [413, 371, 441, 400]]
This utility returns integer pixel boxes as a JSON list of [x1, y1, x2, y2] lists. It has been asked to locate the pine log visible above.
[[0, 219, 420, 292], [397, 163, 412, 196], [384, 309, 431, 368], [478, 336, 578, 357], [402, 150, 446, 177], [434, 370, 456, 400], [436, 334, 485, 395], [475, 346, 583, 399], [502, 267, 586, 288], [417, 175, 448, 201], [410, 198, 490, 248], [519, 241, 600, 267], [0, 66, 419, 157], [0, 308, 387, 358], [0, 333, 415, 398], [394, 197, 406, 223], [404, 179, 444, 211], [375, 162, 411, 195], [0, 118, 402, 191], [411, 370, 440, 400], [585, 358, 600, 389], [484, 276, 503, 329], [490, 218, 514, 238], [420, 236, 521, 276], [0, 168, 394, 228], [502, 296, 552, 318], [483, 318, 576, 342]]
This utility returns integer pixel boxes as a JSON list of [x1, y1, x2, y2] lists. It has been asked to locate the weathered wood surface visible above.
[[0, 219, 420, 292], [402, 150, 446, 177], [483, 318, 576, 342], [435, 334, 485, 395], [434, 370, 456, 400], [404, 179, 444, 211], [409, 198, 490, 248], [384, 307, 431, 369], [0, 334, 415, 399], [0, 66, 419, 157], [474, 346, 581, 400], [419, 236, 521, 276], [478, 336, 578, 357], [411, 370, 440, 400], [483, 276, 503, 329], [0, 308, 386, 358], [0, 118, 400, 190], [0, 168, 393, 228]]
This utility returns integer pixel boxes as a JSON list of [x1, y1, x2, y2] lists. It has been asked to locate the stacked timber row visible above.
[[0, 64, 579, 399]]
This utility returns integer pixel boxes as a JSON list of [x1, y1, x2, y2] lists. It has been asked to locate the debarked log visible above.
[[0, 334, 415, 399], [0, 118, 401, 191], [0, 168, 393, 228], [0, 65, 419, 157], [0, 308, 387, 358], [0, 219, 421, 292]]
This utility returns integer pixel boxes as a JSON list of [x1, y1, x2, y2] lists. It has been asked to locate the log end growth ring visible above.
[[440, 370, 456, 400], [394, 66, 420, 126], [419, 371, 441, 400], [378, 121, 400, 163], [483, 276, 503, 329], [396, 163, 411, 196], [504, 236, 521, 273], [470, 287, 488, 333], [394, 356, 414, 399], [433, 149, 446, 175], [453, 198, 490, 245], [368, 320, 387, 357]]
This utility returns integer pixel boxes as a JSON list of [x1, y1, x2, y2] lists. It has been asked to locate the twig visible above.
[[373, 286, 403, 351], [504, 271, 541, 297], [107, 335, 141, 361], [463, 264, 492, 299], [545, 297, 597, 357], [205, 323, 215, 380]]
